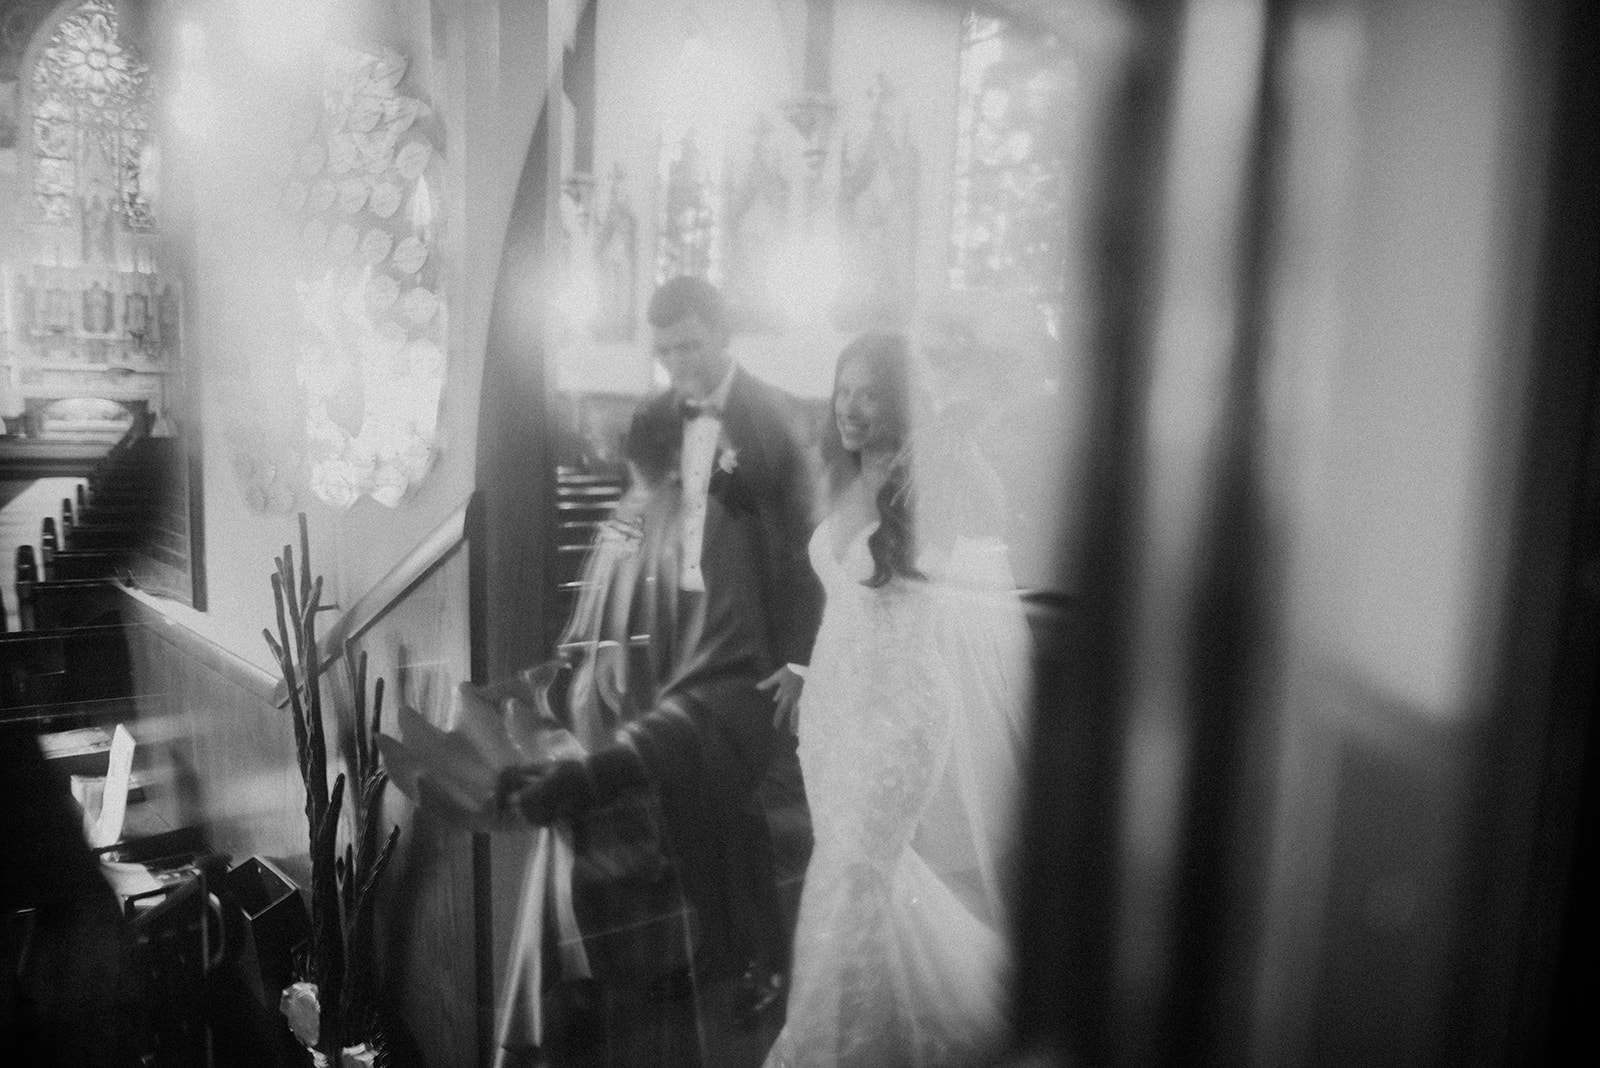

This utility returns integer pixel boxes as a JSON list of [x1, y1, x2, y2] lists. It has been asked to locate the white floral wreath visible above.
[[278, 45, 447, 510]]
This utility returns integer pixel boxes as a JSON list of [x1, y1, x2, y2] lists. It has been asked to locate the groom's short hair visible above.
[[648, 275, 728, 333]]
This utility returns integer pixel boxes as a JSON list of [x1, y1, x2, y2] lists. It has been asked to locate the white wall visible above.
[[137, 0, 549, 668]]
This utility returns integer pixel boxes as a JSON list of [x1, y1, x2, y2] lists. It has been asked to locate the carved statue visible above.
[[82, 281, 114, 334], [835, 74, 918, 331], [16, 274, 37, 334], [593, 165, 638, 342], [81, 180, 117, 266], [46, 284, 72, 333], [158, 284, 179, 349], [124, 291, 148, 339], [724, 115, 791, 332], [656, 130, 717, 282]]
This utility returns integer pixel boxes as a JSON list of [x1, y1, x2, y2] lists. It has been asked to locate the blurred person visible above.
[[499, 275, 826, 1030], [1, 723, 143, 1067], [762, 333, 1032, 1068]]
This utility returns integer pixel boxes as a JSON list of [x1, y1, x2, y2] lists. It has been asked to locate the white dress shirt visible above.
[[678, 362, 738, 592]]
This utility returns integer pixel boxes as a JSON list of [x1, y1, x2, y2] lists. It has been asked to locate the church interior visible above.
[[1, 0, 1594, 1066]]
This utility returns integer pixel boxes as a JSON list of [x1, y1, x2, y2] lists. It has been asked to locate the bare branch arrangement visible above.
[[265, 514, 400, 1061]]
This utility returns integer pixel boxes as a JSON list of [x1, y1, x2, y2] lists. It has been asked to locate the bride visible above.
[[764, 332, 1032, 1068]]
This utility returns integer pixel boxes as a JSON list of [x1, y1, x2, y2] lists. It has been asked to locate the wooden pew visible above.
[[65, 524, 165, 552], [15, 545, 39, 630], [47, 550, 123, 581], [67, 436, 193, 602], [20, 578, 124, 632], [0, 622, 137, 719], [41, 516, 58, 574]]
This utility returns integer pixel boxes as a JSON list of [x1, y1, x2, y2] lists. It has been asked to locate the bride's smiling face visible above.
[[834, 358, 897, 455]]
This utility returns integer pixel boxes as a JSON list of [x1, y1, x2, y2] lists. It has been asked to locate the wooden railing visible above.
[[546, 465, 625, 652]]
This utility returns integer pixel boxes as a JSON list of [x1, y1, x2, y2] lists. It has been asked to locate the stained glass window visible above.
[[30, 0, 153, 228], [948, 11, 1071, 333]]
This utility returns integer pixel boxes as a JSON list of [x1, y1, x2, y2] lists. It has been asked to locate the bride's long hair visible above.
[[820, 332, 926, 587]]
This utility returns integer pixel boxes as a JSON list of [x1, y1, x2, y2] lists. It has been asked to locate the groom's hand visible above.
[[758, 665, 805, 734], [495, 760, 595, 825]]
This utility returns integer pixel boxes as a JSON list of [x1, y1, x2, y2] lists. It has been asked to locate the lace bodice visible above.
[[805, 511, 876, 593], [799, 515, 953, 873]]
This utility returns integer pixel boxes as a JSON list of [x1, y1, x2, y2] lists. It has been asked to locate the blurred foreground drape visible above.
[[1007, 0, 1598, 1066]]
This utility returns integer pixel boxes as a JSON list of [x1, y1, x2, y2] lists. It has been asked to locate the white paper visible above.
[[91, 723, 136, 848]]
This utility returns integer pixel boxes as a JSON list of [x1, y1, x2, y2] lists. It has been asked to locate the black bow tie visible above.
[[680, 396, 723, 418]]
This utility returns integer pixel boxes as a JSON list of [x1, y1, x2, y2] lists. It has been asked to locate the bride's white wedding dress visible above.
[[763, 513, 1031, 1068]]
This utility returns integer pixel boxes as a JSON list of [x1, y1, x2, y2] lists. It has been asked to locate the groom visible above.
[[506, 275, 823, 1026]]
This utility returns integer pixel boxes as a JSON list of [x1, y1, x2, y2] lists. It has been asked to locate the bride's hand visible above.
[[758, 665, 805, 734]]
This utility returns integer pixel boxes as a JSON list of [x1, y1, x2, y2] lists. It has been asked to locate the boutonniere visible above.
[[710, 438, 753, 513]]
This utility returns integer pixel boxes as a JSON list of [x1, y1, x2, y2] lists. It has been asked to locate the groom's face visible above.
[[653, 313, 732, 402]]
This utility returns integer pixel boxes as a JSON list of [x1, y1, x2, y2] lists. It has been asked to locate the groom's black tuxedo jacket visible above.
[[632, 366, 824, 692], [620, 367, 824, 974]]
